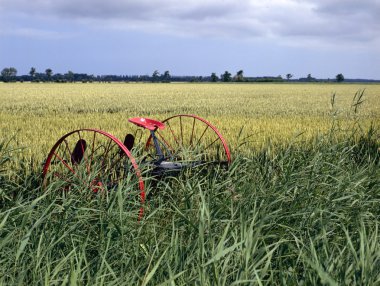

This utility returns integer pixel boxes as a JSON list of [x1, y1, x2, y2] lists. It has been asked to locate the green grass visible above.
[[1, 124, 379, 285]]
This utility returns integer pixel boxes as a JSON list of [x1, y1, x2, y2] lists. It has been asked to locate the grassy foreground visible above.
[[1, 125, 379, 285]]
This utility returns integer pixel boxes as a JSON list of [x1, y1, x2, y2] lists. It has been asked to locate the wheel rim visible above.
[[43, 129, 145, 218], [146, 114, 231, 166]]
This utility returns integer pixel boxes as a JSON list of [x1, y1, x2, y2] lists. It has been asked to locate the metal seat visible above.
[[128, 117, 165, 131]]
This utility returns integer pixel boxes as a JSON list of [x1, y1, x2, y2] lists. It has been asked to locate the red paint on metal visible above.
[[43, 114, 231, 221], [91, 180, 103, 193], [128, 117, 165, 131], [43, 128, 145, 209], [146, 114, 232, 164]]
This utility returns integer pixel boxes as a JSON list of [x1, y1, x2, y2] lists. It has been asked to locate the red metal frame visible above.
[[43, 114, 231, 220], [42, 128, 145, 218], [128, 117, 165, 131], [146, 114, 231, 164]]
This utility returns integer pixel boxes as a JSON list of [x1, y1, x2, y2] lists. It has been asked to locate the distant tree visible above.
[[221, 71, 232, 82], [29, 67, 36, 79], [1, 68, 10, 81], [190, 76, 203, 82], [45, 68, 53, 81], [1, 67, 17, 82], [152, 70, 160, 82], [235, 70, 244, 82], [210, 72, 218, 82], [66, 70, 75, 82], [286, 73, 293, 81], [304, 73, 317, 82], [9, 67, 17, 78], [162, 70, 171, 82], [336, 73, 344, 82]]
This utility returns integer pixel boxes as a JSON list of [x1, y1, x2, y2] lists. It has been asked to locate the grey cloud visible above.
[[175, 2, 249, 21], [306, 0, 380, 42], [0, 0, 167, 19], [54, 1, 162, 20], [1, 0, 379, 45], [312, 0, 380, 17]]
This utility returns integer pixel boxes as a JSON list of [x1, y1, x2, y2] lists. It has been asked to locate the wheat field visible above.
[[0, 82, 379, 164]]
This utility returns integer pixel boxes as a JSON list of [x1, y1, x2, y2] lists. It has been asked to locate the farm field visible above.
[[0, 82, 379, 164], [1, 82, 380, 285]]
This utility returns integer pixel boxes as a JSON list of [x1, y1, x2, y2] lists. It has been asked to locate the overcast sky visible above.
[[1, 0, 379, 79]]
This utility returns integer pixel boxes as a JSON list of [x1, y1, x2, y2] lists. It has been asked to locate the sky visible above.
[[0, 0, 379, 79]]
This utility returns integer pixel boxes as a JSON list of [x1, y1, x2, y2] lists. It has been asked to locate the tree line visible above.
[[1, 67, 347, 83]]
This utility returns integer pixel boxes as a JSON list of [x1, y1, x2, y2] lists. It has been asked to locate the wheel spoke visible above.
[[166, 121, 180, 147], [195, 125, 209, 148], [156, 115, 231, 166], [201, 137, 220, 154], [98, 149, 123, 176], [100, 138, 114, 171], [190, 117, 196, 146], [53, 152, 76, 175], [76, 130, 90, 173], [156, 130, 175, 153], [179, 116, 184, 146], [43, 129, 145, 220], [62, 139, 73, 165], [88, 131, 97, 174]]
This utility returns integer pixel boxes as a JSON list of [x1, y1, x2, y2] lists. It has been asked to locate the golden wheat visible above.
[[1, 82, 379, 165]]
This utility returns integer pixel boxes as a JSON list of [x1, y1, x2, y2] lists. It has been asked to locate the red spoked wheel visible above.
[[43, 129, 145, 218], [147, 114, 231, 166]]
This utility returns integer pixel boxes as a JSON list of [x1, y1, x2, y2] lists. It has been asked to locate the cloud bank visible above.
[[1, 0, 379, 44]]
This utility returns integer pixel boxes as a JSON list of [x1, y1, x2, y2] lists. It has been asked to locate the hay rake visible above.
[[43, 114, 231, 218]]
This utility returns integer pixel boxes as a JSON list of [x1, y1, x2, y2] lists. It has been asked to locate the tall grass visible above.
[[1, 125, 379, 285]]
